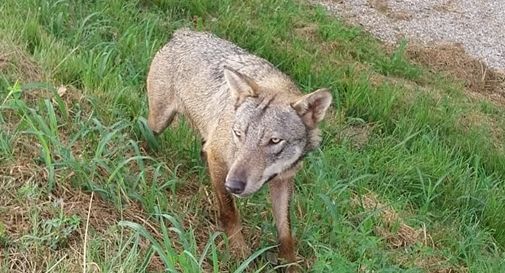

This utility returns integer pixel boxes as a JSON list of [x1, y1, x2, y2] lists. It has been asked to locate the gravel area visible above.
[[311, 0, 505, 72]]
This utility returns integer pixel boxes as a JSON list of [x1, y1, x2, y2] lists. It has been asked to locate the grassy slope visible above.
[[1, 0, 505, 272]]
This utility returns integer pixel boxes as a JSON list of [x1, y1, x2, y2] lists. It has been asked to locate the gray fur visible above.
[[147, 28, 332, 196]]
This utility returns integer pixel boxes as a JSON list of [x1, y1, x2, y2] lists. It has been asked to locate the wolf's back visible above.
[[147, 29, 298, 137]]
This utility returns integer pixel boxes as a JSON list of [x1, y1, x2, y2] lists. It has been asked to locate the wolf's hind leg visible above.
[[147, 102, 177, 134], [146, 61, 177, 134]]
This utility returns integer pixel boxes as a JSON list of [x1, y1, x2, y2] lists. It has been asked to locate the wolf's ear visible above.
[[292, 88, 332, 128], [224, 66, 258, 106]]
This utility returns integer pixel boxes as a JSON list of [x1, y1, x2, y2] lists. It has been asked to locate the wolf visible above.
[[146, 29, 332, 270]]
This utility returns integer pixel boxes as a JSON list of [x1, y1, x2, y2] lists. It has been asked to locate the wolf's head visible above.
[[223, 67, 332, 197]]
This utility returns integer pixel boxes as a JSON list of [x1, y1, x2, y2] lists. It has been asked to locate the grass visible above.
[[1, 0, 505, 272]]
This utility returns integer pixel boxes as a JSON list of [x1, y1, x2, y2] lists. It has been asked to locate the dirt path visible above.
[[312, 0, 505, 72]]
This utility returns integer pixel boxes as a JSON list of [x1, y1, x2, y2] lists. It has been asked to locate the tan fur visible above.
[[146, 29, 332, 272]]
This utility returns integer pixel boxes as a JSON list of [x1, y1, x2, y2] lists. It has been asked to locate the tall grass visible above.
[[1, 0, 505, 272]]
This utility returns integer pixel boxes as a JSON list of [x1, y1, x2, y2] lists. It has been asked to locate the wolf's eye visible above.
[[233, 129, 241, 138], [269, 137, 282, 145]]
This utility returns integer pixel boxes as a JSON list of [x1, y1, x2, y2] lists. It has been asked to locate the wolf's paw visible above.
[[229, 237, 251, 259], [265, 251, 302, 273]]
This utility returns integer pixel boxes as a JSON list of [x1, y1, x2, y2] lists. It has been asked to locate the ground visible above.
[[313, 0, 505, 72], [1, 0, 505, 272]]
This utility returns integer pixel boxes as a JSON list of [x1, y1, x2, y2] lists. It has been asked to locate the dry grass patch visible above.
[[433, 0, 459, 13], [339, 123, 373, 149], [367, 0, 413, 21], [393, 250, 468, 273], [405, 43, 505, 105], [352, 192, 467, 272], [457, 110, 504, 150], [353, 193, 426, 248], [0, 171, 154, 272], [0, 42, 43, 82], [293, 23, 319, 41]]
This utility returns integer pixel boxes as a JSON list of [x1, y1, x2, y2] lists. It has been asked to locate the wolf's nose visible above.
[[225, 180, 245, 194]]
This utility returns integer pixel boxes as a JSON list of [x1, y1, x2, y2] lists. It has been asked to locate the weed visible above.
[[1, 0, 505, 272]]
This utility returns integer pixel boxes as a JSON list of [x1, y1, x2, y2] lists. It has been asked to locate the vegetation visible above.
[[1, 0, 504, 272]]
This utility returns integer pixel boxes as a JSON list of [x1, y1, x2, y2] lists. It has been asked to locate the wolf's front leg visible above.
[[206, 149, 250, 258], [269, 177, 299, 271]]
